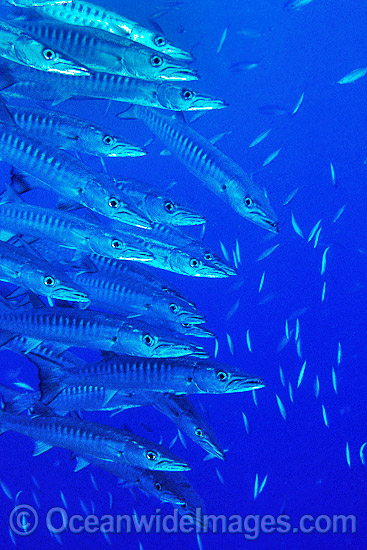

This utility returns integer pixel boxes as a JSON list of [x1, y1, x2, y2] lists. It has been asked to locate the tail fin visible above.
[[31, 355, 67, 404], [0, 384, 38, 414]]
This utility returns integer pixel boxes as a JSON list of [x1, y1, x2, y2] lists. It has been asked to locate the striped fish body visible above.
[[0, 307, 123, 350], [56, 356, 203, 394], [0, 123, 149, 227], [6, 103, 143, 158], [133, 107, 279, 232], [17, 20, 197, 81], [0, 408, 134, 461], [0, 408, 189, 470], [0, 306, 207, 358], [26, 0, 192, 60], [0, 200, 92, 249]]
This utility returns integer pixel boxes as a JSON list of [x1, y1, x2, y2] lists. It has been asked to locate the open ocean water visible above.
[[0, 0, 366, 548]]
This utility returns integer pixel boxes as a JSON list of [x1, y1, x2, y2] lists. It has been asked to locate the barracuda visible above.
[[0, 239, 88, 303], [35, 355, 264, 394], [5, 103, 145, 158], [113, 178, 206, 226], [16, 19, 198, 81], [0, 191, 154, 262], [64, 270, 212, 337], [116, 222, 237, 278], [121, 106, 279, 232], [0, 408, 190, 471], [0, 123, 150, 228], [14, 0, 193, 61], [0, 19, 90, 74], [0, 306, 208, 357], [0, 61, 227, 110], [73, 455, 204, 515]]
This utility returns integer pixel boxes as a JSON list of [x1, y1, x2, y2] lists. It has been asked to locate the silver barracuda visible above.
[[120, 106, 279, 232], [63, 270, 213, 337], [0, 239, 88, 303], [113, 178, 206, 226], [0, 123, 151, 228], [16, 240, 204, 314], [117, 222, 237, 278], [5, 103, 145, 157], [0, 306, 209, 357], [16, 19, 198, 81], [73, 456, 205, 515], [0, 19, 90, 74], [14, 0, 193, 61], [0, 61, 227, 110], [36, 355, 264, 395], [0, 407, 190, 471], [0, 189, 154, 262]]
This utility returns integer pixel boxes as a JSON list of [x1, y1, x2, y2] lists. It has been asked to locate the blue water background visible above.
[[0, 0, 366, 548]]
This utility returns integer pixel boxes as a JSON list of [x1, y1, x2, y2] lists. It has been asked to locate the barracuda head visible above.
[[14, 35, 90, 75], [149, 295, 206, 326], [78, 127, 146, 158], [82, 178, 152, 229], [141, 192, 206, 226], [128, 25, 193, 62], [228, 177, 279, 233], [113, 322, 209, 358], [118, 438, 191, 471], [167, 248, 236, 278], [122, 48, 198, 81], [20, 264, 89, 303], [192, 360, 266, 393], [89, 231, 154, 262], [137, 470, 194, 506], [156, 83, 228, 111]]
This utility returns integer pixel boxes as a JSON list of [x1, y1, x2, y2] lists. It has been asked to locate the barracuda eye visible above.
[[154, 36, 166, 47], [164, 200, 176, 213], [195, 428, 203, 437], [143, 333, 155, 346], [151, 55, 163, 67], [216, 370, 228, 381], [181, 89, 194, 100], [108, 197, 120, 209], [154, 481, 162, 491], [43, 48, 56, 60], [111, 239, 123, 249], [103, 135, 114, 145], [189, 258, 201, 268], [146, 450, 157, 461], [43, 276, 55, 287], [169, 303, 179, 314], [204, 252, 213, 261], [244, 196, 253, 207]]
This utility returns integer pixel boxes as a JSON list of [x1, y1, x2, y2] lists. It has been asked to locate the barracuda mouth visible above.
[[187, 97, 229, 111], [200, 441, 226, 460], [115, 209, 152, 230], [160, 67, 199, 81], [51, 288, 89, 302], [155, 459, 191, 471], [198, 264, 235, 278], [213, 262, 237, 276], [50, 61, 91, 76], [120, 249, 154, 261], [109, 145, 146, 157], [228, 376, 265, 392], [164, 48, 194, 62], [179, 325, 216, 339], [154, 342, 209, 358], [172, 210, 207, 226], [179, 312, 207, 325]]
